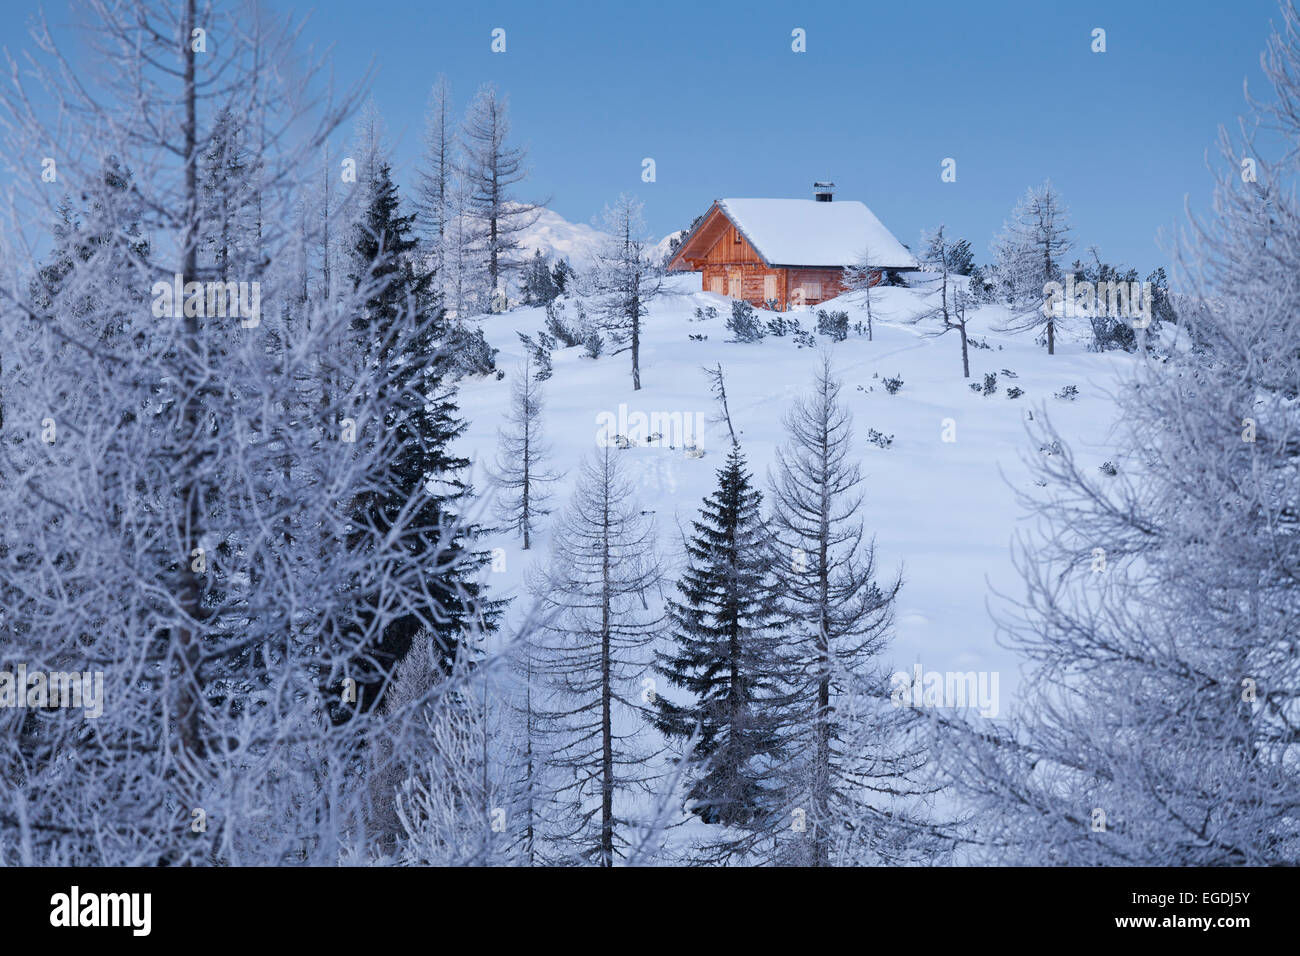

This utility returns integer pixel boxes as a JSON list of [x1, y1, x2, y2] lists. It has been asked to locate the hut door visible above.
[[763, 275, 777, 303], [727, 270, 742, 298]]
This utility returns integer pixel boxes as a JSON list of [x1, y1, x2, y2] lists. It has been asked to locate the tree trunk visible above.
[[814, 468, 831, 867], [175, 0, 205, 771], [631, 296, 641, 391], [600, 499, 614, 866], [521, 405, 531, 550]]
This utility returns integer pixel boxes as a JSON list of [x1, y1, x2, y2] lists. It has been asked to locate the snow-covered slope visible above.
[[455, 276, 1135, 711]]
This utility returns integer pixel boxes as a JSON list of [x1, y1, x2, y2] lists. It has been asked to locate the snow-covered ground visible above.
[[456, 273, 1136, 712]]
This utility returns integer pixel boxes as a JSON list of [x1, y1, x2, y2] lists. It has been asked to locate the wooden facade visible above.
[[668, 204, 880, 309]]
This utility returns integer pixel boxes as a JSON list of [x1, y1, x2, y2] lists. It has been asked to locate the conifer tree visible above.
[[768, 356, 934, 866], [344, 159, 496, 712], [460, 84, 545, 304], [992, 180, 1072, 354], [522, 250, 558, 305], [940, 4, 1300, 866], [492, 353, 557, 550], [527, 447, 662, 866], [591, 194, 663, 390], [653, 445, 794, 851]]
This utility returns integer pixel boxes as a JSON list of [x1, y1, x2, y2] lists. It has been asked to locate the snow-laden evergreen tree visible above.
[[492, 353, 557, 550], [652, 445, 795, 859], [343, 156, 497, 709], [27, 157, 150, 341], [767, 356, 937, 866], [992, 180, 1072, 354], [526, 446, 663, 866], [200, 107, 259, 283], [460, 83, 545, 307], [590, 193, 664, 391], [522, 249, 559, 305], [0, 0, 495, 866], [938, 3, 1300, 866], [551, 257, 575, 296]]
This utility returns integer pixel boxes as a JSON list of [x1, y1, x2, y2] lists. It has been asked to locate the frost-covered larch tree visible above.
[[911, 225, 975, 378], [939, 3, 1300, 867], [590, 193, 665, 391], [0, 0, 493, 866], [992, 180, 1072, 354], [526, 446, 663, 866], [492, 353, 557, 550], [459, 84, 545, 308], [767, 356, 937, 866], [841, 244, 882, 340]]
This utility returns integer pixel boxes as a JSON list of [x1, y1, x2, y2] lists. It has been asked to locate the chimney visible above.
[[814, 181, 834, 202]]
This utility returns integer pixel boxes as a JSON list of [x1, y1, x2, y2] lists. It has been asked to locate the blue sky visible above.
[[5, 0, 1287, 273]]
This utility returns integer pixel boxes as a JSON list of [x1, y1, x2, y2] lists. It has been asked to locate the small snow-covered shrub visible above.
[[1006, 386, 1024, 400], [727, 300, 763, 342], [867, 428, 894, 449], [583, 329, 604, 358], [883, 375, 904, 395], [1099, 460, 1118, 476], [693, 305, 719, 321], [1055, 384, 1080, 401], [1089, 315, 1137, 353], [545, 299, 581, 347], [982, 372, 998, 396], [448, 322, 499, 378], [816, 308, 849, 342]]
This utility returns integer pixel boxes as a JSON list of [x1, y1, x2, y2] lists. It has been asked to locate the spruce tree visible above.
[[522, 250, 558, 305], [344, 159, 496, 714], [653, 445, 793, 843]]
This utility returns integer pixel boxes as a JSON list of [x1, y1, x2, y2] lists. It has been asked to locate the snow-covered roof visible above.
[[716, 198, 918, 269]]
